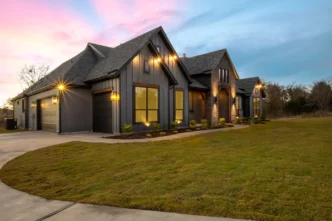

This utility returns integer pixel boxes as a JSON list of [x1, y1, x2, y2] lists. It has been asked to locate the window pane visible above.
[[148, 110, 158, 122], [135, 110, 146, 122], [176, 110, 183, 120], [175, 91, 183, 109], [148, 88, 158, 109], [236, 96, 239, 109], [135, 87, 146, 109]]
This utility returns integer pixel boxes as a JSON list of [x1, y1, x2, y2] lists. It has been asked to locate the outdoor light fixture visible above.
[[155, 57, 161, 63], [173, 55, 178, 60], [110, 91, 120, 101], [214, 96, 218, 103], [57, 83, 66, 91], [52, 96, 58, 104], [31, 101, 36, 108], [144, 122, 150, 127], [256, 84, 263, 89], [177, 120, 182, 124]]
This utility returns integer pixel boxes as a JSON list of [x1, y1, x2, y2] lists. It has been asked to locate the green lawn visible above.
[[1, 118, 332, 221], [0, 128, 26, 134]]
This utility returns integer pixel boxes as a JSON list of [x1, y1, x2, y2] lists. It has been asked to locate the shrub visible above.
[[201, 119, 208, 129], [219, 118, 226, 128], [122, 124, 132, 133], [189, 120, 197, 128], [151, 122, 160, 132], [248, 118, 254, 125], [236, 117, 243, 124], [173, 130, 178, 133], [160, 132, 166, 136], [185, 129, 192, 132], [170, 121, 179, 130], [254, 117, 260, 124], [146, 134, 152, 138]]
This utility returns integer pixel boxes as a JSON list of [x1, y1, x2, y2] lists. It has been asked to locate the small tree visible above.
[[18, 63, 49, 89], [310, 80, 332, 111]]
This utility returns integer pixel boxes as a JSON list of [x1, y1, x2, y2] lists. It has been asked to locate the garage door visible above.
[[40, 98, 57, 132], [93, 93, 112, 133]]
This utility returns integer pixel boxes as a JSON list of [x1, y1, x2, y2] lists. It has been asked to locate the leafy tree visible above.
[[18, 63, 49, 89]]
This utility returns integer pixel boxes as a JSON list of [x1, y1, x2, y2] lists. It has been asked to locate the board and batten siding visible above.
[[151, 33, 189, 126], [120, 44, 170, 132], [91, 78, 120, 133]]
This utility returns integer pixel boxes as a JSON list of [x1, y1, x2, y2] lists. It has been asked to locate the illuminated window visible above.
[[189, 91, 194, 112], [175, 90, 184, 120], [135, 87, 158, 123], [253, 97, 260, 117], [236, 96, 242, 116], [143, 58, 149, 73]]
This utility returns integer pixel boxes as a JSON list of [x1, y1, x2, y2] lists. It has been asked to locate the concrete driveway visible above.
[[0, 128, 249, 221]]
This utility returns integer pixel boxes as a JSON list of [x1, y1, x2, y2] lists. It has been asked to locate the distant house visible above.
[[12, 26, 264, 133]]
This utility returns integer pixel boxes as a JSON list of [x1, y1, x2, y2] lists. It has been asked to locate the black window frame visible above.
[[175, 89, 184, 121], [134, 85, 159, 124], [143, 58, 150, 73]]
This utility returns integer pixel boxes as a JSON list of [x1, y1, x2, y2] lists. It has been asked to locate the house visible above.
[[235, 77, 266, 118], [12, 26, 264, 133], [181, 49, 239, 125]]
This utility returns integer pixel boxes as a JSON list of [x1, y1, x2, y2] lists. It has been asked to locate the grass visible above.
[[1, 118, 332, 221], [0, 128, 26, 134]]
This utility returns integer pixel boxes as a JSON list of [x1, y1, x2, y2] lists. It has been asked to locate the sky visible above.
[[1, 0, 331, 106]]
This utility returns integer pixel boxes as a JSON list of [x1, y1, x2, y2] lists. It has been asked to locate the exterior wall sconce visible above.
[[57, 83, 66, 91], [155, 57, 161, 63], [52, 96, 59, 104], [256, 84, 263, 89], [110, 91, 120, 101], [144, 122, 150, 127], [214, 96, 218, 104], [177, 120, 182, 124], [31, 101, 36, 108], [173, 55, 178, 60]]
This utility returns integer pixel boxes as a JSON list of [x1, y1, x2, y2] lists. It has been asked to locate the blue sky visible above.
[[1, 0, 331, 105]]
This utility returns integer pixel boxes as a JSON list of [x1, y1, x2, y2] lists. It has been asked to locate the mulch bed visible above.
[[105, 125, 234, 139]]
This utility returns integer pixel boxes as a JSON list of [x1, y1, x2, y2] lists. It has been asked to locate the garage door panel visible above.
[[41, 98, 57, 132], [93, 93, 112, 133]]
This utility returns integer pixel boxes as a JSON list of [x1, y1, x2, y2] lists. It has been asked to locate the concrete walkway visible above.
[[0, 125, 250, 221]]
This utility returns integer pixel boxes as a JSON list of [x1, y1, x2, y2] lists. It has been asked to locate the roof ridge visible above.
[[183, 49, 226, 59]]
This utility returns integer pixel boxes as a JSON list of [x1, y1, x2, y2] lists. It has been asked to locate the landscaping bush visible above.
[[236, 117, 243, 124], [189, 120, 197, 128], [219, 118, 226, 128], [201, 119, 208, 129], [151, 122, 160, 132], [160, 132, 166, 136], [146, 134, 152, 138], [254, 117, 260, 124], [261, 110, 267, 121], [122, 124, 133, 133], [170, 121, 179, 130], [248, 118, 254, 125]]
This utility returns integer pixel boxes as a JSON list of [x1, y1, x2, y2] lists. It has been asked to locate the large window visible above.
[[236, 96, 242, 116], [219, 69, 229, 83], [189, 91, 194, 112], [253, 97, 260, 117], [135, 87, 158, 123], [175, 90, 184, 120]]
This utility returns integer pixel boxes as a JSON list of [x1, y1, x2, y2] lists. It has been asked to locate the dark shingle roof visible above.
[[85, 27, 161, 81], [189, 79, 208, 90], [236, 77, 260, 94], [181, 49, 226, 75]]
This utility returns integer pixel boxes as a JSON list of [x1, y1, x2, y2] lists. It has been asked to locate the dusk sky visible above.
[[1, 0, 331, 106]]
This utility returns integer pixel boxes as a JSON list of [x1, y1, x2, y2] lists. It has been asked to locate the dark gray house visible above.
[[235, 77, 266, 118], [12, 26, 264, 134], [181, 49, 239, 125], [13, 27, 192, 133]]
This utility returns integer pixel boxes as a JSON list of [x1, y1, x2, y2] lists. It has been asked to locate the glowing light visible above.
[[110, 92, 120, 101], [57, 83, 66, 91], [155, 57, 161, 63], [144, 122, 150, 127], [177, 120, 181, 124], [173, 55, 178, 60], [256, 84, 263, 89]]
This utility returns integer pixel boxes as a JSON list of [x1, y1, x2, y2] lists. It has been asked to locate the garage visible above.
[[93, 93, 112, 133], [37, 97, 57, 132]]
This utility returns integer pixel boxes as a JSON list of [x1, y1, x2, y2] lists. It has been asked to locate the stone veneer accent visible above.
[[210, 54, 237, 124]]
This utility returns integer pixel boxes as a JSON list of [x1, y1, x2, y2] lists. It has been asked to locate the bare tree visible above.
[[18, 63, 49, 89], [286, 83, 309, 101], [263, 82, 288, 117], [310, 80, 332, 111], [3, 97, 13, 110]]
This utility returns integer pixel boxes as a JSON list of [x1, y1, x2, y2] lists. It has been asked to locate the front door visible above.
[[218, 89, 230, 122]]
